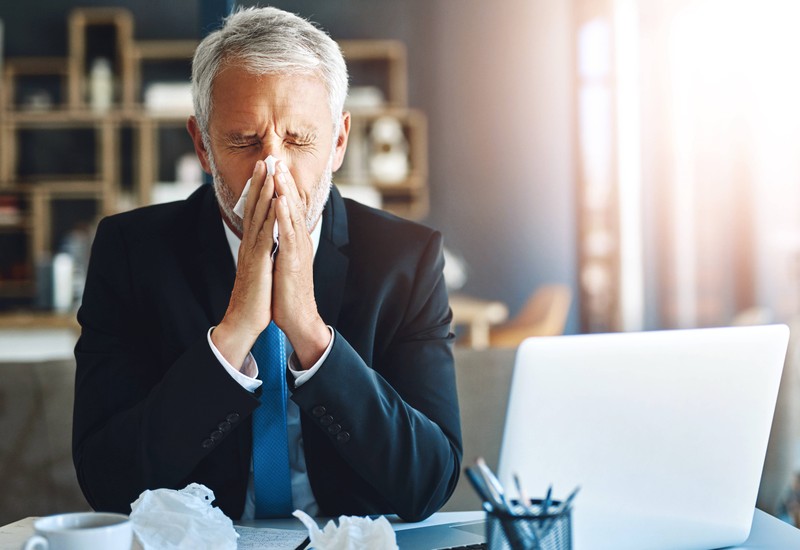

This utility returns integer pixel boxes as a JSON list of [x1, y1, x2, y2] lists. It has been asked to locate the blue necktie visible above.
[[251, 321, 293, 517]]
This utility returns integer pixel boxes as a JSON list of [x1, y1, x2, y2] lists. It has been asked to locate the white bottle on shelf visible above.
[[52, 252, 74, 313], [89, 57, 113, 112]]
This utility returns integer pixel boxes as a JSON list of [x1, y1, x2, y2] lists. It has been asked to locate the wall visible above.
[[428, 1, 577, 331], [1, 0, 579, 331]]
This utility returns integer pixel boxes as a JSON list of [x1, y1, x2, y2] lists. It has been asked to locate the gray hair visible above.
[[191, 6, 349, 140]]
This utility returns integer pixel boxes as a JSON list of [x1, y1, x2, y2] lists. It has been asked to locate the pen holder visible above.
[[483, 499, 572, 550]]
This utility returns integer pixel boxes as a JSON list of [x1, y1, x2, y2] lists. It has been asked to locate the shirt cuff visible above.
[[207, 326, 262, 392], [289, 325, 335, 387]]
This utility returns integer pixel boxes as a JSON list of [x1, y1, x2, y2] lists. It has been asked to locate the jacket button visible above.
[[226, 413, 240, 423], [218, 421, 232, 432], [312, 405, 326, 418], [202, 438, 214, 449], [327, 423, 342, 435], [320, 415, 334, 427], [336, 431, 351, 443]]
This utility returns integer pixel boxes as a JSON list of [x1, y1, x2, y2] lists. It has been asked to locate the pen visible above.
[[476, 457, 511, 512], [553, 486, 581, 515], [465, 467, 505, 512], [512, 473, 532, 512], [541, 484, 553, 516], [293, 535, 310, 550]]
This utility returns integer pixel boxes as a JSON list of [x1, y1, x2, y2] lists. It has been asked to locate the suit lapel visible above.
[[314, 186, 349, 327], [189, 186, 236, 326]]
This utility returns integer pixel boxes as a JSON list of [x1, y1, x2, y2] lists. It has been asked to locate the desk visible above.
[[0, 312, 79, 363], [450, 294, 509, 349], [2, 509, 799, 549]]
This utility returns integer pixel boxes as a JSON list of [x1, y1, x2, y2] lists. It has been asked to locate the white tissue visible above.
[[233, 155, 281, 259], [293, 510, 398, 550], [130, 483, 239, 550], [233, 155, 279, 218]]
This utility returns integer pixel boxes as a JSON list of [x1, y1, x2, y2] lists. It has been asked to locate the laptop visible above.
[[396, 325, 789, 550]]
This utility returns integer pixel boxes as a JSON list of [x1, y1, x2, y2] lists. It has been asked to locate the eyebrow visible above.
[[286, 128, 318, 141], [221, 126, 319, 144], [222, 132, 259, 145]]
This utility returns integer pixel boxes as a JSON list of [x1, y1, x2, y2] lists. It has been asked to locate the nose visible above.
[[258, 134, 283, 162]]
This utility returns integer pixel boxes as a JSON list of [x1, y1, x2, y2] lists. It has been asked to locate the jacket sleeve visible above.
[[72, 217, 259, 513], [290, 231, 462, 522]]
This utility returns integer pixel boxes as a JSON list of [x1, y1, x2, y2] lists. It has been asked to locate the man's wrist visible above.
[[289, 325, 335, 386], [291, 318, 333, 370], [207, 327, 261, 391], [211, 320, 257, 372]]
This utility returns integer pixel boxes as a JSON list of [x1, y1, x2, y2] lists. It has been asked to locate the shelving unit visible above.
[[340, 40, 408, 107], [338, 39, 428, 219], [0, 9, 428, 311], [2, 57, 69, 110], [67, 8, 135, 110], [342, 107, 428, 219]]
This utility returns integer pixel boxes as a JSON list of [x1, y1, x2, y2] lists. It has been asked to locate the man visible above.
[[72, 7, 461, 522]]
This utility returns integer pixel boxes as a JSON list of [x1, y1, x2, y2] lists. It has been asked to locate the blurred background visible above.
[[2, 0, 800, 529], [5, 0, 800, 337]]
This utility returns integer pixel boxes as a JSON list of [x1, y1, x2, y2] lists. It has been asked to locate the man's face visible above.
[[189, 66, 349, 233]]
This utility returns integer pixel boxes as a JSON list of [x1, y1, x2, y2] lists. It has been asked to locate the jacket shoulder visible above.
[[97, 185, 211, 237]]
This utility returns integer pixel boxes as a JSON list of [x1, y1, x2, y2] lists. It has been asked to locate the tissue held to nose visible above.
[[232, 156, 281, 257], [233, 155, 279, 218]]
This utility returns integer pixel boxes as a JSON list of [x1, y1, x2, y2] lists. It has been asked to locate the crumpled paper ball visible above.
[[130, 483, 239, 550], [293, 510, 398, 550]]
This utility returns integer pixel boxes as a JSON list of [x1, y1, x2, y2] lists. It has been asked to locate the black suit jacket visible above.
[[72, 184, 462, 522]]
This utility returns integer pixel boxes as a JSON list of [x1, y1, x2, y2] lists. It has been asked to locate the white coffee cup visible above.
[[21, 512, 132, 550]]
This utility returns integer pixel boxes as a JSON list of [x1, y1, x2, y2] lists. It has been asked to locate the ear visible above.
[[331, 111, 351, 173], [187, 116, 213, 175]]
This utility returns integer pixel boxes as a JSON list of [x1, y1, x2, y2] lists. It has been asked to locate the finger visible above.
[[262, 197, 279, 259], [244, 162, 273, 248], [243, 160, 266, 226], [275, 161, 305, 211], [274, 163, 308, 231], [254, 170, 276, 224], [276, 178, 308, 231], [275, 194, 297, 258]]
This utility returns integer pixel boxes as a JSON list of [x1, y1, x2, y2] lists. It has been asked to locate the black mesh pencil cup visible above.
[[483, 499, 572, 550]]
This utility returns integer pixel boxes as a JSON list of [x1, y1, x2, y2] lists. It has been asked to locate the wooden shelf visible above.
[[131, 39, 197, 106], [0, 8, 428, 311], [0, 310, 79, 329], [0, 280, 35, 298], [2, 57, 69, 111], [0, 221, 30, 232], [339, 40, 408, 107], [67, 7, 135, 110], [6, 109, 123, 124]]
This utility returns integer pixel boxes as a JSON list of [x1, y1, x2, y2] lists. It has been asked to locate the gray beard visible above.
[[208, 151, 332, 234]]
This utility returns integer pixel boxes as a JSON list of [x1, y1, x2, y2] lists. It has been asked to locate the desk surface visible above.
[[1, 509, 799, 549]]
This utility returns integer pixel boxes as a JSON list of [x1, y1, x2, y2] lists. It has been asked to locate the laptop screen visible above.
[[497, 325, 789, 550]]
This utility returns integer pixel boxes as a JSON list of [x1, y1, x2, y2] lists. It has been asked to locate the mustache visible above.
[[209, 154, 332, 234]]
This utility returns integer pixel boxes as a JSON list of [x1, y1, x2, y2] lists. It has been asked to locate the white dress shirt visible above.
[[207, 217, 331, 518]]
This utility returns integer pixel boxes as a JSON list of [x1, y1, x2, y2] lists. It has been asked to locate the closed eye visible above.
[[286, 129, 317, 148]]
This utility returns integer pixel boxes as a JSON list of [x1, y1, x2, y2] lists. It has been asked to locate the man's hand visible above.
[[271, 162, 331, 369], [212, 159, 278, 369]]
